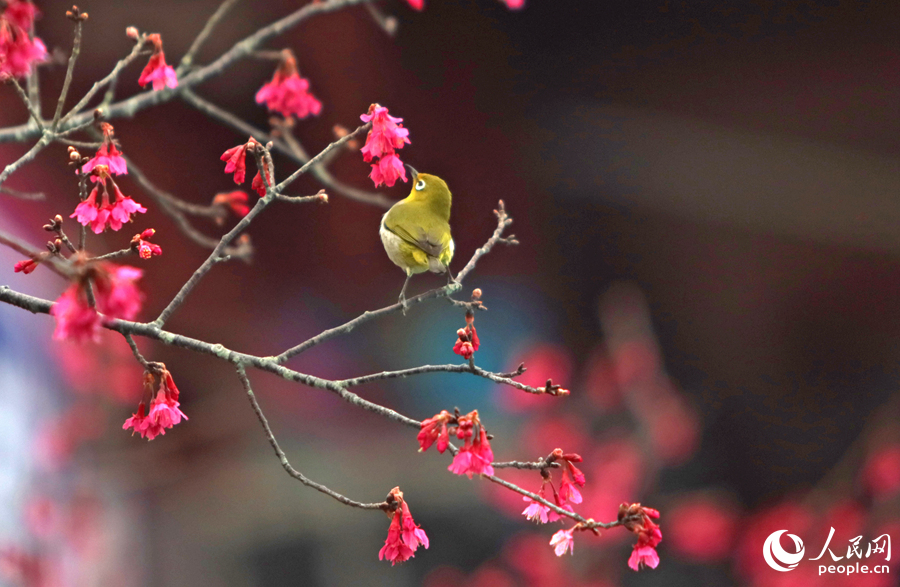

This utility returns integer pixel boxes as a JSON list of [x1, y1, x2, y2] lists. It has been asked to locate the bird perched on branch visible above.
[[380, 165, 455, 308]]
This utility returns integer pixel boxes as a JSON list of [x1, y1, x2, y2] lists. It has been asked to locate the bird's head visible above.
[[404, 164, 451, 216]]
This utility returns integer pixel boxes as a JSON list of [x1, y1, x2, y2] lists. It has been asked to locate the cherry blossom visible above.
[[549, 529, 574, 556], [360, 104, 410, 188], [379, 488, 428, 565], [138, 33, 177, 90], [255, 50, 322, 120], [0, 0, 47, 79], [70, 166, 146, 233]]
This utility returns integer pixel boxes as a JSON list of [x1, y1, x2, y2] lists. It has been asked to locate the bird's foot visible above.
[[399, 294, 409, 316]]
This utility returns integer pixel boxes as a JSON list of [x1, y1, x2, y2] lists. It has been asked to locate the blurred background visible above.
[[3, 0, 900, 585]]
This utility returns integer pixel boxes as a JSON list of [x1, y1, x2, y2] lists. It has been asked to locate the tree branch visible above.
[[236, 364, 389, 510], [337, 363, 561, 396]]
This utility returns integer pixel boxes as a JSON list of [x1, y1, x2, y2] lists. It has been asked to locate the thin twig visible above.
[[53, 20, 84, 131], [0, 230, 70, 277], [59, 36, 148, 126], [10, 78, 44, 129], [0, 187, 45, 200], [124, 333, 150, 368], [274, 122, 371, 192], [493, 460, 561, 470], [337, 363, 557, 396], [236, 365, 389, 510], [177, 0, 243, 75], [0, 134, 53, 188], [91, 248, 133, 261]]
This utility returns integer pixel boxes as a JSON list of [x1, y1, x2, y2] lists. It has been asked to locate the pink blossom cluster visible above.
[[453, 313, 480, 360], [620, 502, 663, 570], [522, 450, 584, 524], [70, 166, 146, 234], [131, 228, 162, 259], [360, 104, 410, 188], [138, 33, 177, 90], [123, 368, 188, 440], [378, 488, 429, 565], [50, 263, 144, 342], [418, 409, 495, 477], [221, 138, 269, 198], [212, 190, 250, 218], [0, 0, 47, 79], [255, 50, 322, 120]]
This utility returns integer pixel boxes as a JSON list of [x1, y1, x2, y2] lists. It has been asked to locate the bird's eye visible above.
[[415, 179, 426, 191]]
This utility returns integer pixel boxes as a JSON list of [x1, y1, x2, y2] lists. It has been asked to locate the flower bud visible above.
[[126, 26, 139, 40]]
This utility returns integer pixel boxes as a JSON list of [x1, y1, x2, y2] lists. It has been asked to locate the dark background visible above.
[[2, 1, 900, 585]]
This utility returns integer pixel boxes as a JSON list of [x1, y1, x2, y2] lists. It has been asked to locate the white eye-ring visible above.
[[415, 179, 426, 191]]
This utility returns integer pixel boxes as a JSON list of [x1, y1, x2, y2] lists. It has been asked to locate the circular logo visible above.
[[763, 530, 805, 572]]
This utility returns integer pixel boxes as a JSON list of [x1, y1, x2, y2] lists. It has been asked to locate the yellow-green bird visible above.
[[380, 165, 455, 306]]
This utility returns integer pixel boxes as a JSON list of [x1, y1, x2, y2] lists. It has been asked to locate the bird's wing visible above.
[[384, 203, 448, 258]]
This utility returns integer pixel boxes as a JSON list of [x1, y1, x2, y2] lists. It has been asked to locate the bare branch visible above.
[[9, 78, 44, 129], [0, 186, 45, 200], [0, 134, 53, 187], [236, 365, 389, 510], [177, 0, 243, 75], [337, 363, 560, 396], [52, 18, 84, 130]]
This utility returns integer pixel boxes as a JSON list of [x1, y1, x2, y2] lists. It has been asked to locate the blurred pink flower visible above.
[[221, 140, 253, 185], [255, 51, 322, 120], [82, 123, 127, 180], [549, 529, 574, 556], [862, 444, 900, 499], [50, 285, 101, 342], [666, 494, 739, 562], [0, 1, 47, 79], [628, 544, 659, 570]]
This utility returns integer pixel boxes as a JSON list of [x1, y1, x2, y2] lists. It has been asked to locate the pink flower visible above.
[[522, 496, 552, 524], [448, 427, 494, 478], [502, 0, 526, 9], [417, 410, 451, 453], [255, 51, 322, 120], [251, 170, 267, 197], [96, 265, 144, 321], [360, 105, 410, 162], [123, 401, 163, 440], [212, 191, 251, 217], [379, 490, 427, 565], [0, 1, 48, 78], [50, 284, 101, 342], [619, 502, 663, 571], [70, 168, 145, 233], [628, 545, 659, 570], [123, 368, 188, 440], [221, 139, 256, 185], [138, 34, 177, 90], [405, 0, 424, 10], [558, 477, 583, 505], [132, 228, 162, 259], [400, 501, 429, 551], [379, 509, 414, 565], [368, 152, 407, 188], [360, 104, 410, 188], [82, 123, 128, 179], [14, 258, 37, 274], [453, 325, 479, 360], [549, 529, 574, 556]]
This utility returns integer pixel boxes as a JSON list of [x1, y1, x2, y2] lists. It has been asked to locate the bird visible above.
[[380, 165, 455, 308]]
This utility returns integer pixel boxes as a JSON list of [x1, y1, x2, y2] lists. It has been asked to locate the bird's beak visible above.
[[404, 164, 419, 182]]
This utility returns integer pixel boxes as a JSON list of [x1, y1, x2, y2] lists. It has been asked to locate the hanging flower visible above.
[[360, 104, 410, 188], [138, 33, 177, 90], [378, 488, 428, 565], [417, 410, 451, 453], [212, 191, 250, 218], [255, 49, 322, 120], [123, 368, 187, 440], [82, 123, 128, 180], [619, 502, 663, 571], [549, 529, 574, 556], [448, 412, 494, 478]]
